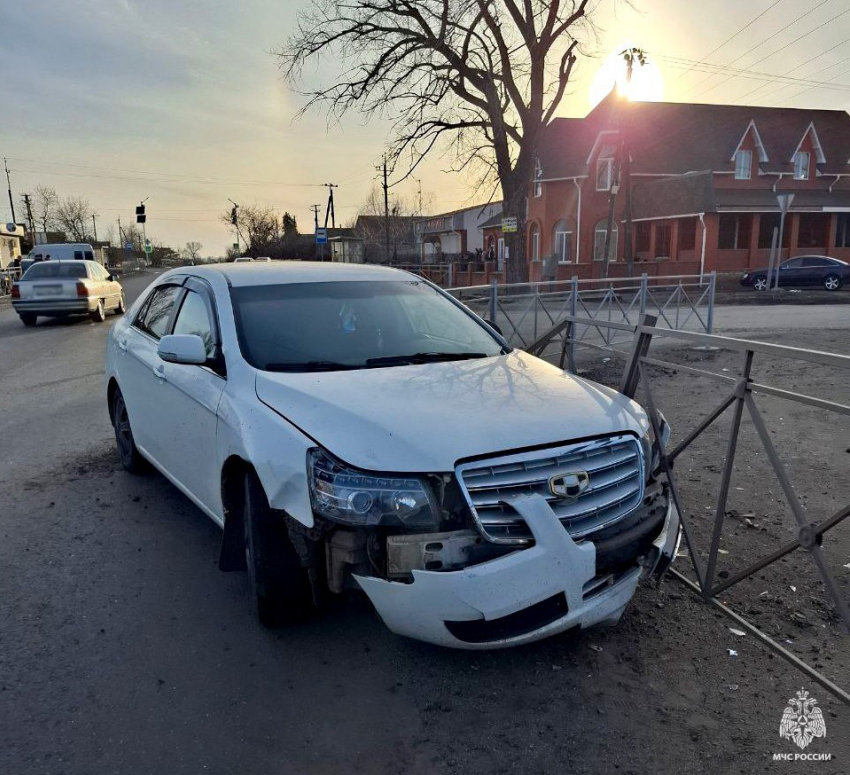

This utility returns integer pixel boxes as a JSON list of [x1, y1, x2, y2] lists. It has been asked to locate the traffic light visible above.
[[230, 206, 238, 225], [136, 204, 146, 224]]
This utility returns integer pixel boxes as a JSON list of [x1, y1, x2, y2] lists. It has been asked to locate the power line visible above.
[[693, 3, 850, 100], [754, 51, 850, 102], [681, 0, 833, 98], [776, 65, 850, 105], [673, 0, 785, 83]]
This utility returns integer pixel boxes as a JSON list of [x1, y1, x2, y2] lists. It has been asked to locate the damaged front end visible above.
[[311, 435, 680, 649]]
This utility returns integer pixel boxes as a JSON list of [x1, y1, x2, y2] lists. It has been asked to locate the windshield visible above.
[[231, 279, 506, 371], [22, 262, 88, 280]]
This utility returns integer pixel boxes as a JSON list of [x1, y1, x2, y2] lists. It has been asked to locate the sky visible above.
[[2, 0, 849, 256]]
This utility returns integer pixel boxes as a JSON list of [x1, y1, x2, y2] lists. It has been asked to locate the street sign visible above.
[[125, 242, 133, 251], [144, 239, 152, 255], [501, 216, 518, 234], [315, 227, 328, 244]]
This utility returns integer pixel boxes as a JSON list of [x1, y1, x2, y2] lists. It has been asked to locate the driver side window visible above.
[[172, 290, 216, 360], [135, 285, 182, 340]]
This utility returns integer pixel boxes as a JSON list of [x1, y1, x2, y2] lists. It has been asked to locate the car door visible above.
[[151, 279, 227, 517], [116, 283, 185, 462], [776, 257, 804, 287], [799, 257, 830, 286]]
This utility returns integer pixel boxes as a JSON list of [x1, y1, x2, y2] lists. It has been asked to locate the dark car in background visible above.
[[741, 256, 848, 291]]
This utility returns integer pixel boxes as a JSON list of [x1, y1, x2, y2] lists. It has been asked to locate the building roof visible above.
[[538, 94, 850, 179]]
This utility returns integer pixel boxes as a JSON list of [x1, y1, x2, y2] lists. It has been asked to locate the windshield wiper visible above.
[[365, 352, 489, 367], [264, 360, 360, 372]]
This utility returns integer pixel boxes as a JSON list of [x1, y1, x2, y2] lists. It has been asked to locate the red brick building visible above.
[[526, 94, 850, 281]]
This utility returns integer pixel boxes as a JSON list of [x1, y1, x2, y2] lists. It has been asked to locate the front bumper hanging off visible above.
[[355, 492, 680, 649]]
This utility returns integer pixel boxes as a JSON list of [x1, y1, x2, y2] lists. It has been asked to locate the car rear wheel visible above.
[[112, 390, 147, 473], [243, 471, 315, 627], [823, 274, 842, 291], [19, 313, 37, 327], [90, 300, 106, 323], [752, 275, 768, 291], [114, 293, 126, 315]]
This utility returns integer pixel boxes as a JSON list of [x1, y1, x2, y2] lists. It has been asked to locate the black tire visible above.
[[752, 275, 768, 291], [823, 273, 842, 291], [112, 389, 147, 473], [19, 313, 37, 327], [90, 300, 106, 323], [243, 471, 315, 627], [114, 293, 126, 315]]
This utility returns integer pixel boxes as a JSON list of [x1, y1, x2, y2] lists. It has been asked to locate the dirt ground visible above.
[[1, 324, 848, 774]]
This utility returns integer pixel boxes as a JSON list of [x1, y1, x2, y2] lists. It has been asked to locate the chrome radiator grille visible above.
[[456, 435, 645, 544]]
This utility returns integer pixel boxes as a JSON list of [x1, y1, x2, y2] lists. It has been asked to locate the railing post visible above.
[[707, 270, 717, 334], [639, 273, 648, 317], [533, 283, 540, 340], [447, 262, 454, 288], [569, 275, 578, 372], [488, 278, 498, 322], [619, 313, 657, 399]]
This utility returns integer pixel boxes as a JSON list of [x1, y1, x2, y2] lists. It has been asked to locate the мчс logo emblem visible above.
[[779, 689, 827, 750]]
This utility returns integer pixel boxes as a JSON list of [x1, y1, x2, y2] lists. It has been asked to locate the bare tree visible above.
[[184, 241, 203, 260], [220, 204, 280, 257], [31, 185, 60, 234], [280, 0, 591, 282], [55, 195, 96, 242], [356, 186, 422, 263]]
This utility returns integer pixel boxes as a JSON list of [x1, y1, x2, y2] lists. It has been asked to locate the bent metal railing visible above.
[[528, 313, 850, 705], [449, 273, 716, 355]]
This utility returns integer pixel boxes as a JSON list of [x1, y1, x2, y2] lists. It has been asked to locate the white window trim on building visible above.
[[734, 149, 752, 180], [596, 156, 614, 191], [530, 223, 540, 261], [593, 220, 617, 262], [793, 151, 810, 181], [553, 222, 573, 264]]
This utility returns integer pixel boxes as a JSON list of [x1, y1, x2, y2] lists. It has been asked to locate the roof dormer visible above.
[[730, 119, 768, 165], [790, 122, 826, 165]]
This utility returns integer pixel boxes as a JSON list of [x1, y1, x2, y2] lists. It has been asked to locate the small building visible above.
[[0, 224, 23, 269], [330, 236, 365, 263], [415, 202, 502, 262]]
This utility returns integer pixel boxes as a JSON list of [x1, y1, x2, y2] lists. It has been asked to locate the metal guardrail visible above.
[[528, 312, 850, 704], [449, 273, 716, 359]]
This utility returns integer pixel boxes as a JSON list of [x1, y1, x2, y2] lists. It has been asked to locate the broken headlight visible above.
[[644, 411, 671, 479], [308, 448, 439, 530]]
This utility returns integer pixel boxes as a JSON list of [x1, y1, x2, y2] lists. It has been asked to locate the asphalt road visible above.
[[1, 275, 847, 775]]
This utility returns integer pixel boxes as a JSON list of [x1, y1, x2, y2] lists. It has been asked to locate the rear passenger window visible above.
[[173, 290, 216, 359], [135, 286, 182, 340], [74, 251, 84, 260], [84, 251, 94, 261]]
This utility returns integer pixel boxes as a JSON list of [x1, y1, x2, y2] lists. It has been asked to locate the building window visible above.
[[635, 222, 651, 253], [734, 150, 752, 180], [596, 145, 615, 191], [553, 221, 573, 263], [718, 214, 752, 250], [533, 158, 543, 197], [797, 213, 829, 248], [534, 180, 542, 198], [593, 219, 618, 261], [530, 222, 540, 261], [836, 213, 850, 248], [793, 151, 810, 180], [655, 224, 672, 257], [679, 218, 697, 251], [757, 213, 790, 250]]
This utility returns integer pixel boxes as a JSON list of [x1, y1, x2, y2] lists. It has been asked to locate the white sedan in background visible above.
[[105, 262, 678, 648], [12, 260, 125, 326]]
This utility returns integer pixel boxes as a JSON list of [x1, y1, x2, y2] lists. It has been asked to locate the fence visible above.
[[0, 266, 22, 297], [450, 273, 716, 367], [527, 312, 850, 704]]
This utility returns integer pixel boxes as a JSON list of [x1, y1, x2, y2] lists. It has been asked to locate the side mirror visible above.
[[108, 274, 118, 282], [158, 334, 207, 365], [484, 318, 503, 336]]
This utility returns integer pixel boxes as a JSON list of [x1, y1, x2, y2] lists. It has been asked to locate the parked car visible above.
[[741, 255, 848, 291], [12, 260, 125, 326], [233, 257, 254, 263], [105, 262, 679, 649], [20, 242, 100, 275]]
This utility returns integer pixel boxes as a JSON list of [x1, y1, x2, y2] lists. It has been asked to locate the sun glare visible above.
[[589, 49, 664, 108]]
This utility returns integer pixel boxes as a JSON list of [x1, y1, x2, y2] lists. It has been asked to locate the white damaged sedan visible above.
[[105, 262, 679, 648]]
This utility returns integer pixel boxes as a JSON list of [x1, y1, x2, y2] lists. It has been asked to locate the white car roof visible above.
[[194, 261, 416, 287]]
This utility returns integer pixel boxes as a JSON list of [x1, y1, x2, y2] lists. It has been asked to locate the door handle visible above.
[[153, 364, 167, 381], [118, 339, 128, 352]]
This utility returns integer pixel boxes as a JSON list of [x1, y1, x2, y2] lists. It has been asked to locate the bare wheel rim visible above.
[[754, 277, 767, 290], [114, 397, 133, 462], [825, 276, 839, 290]]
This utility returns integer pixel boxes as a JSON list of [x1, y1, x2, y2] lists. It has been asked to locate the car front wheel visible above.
[[752, 275, 768, 291], [823, 274, 842, 291], [19, 313, 37, 327], [243, 471, 315, 627], [112, 389, 147, 473]]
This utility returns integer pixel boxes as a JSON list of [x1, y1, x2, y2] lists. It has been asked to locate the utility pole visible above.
[[416, 178, 423, 217], [4, 158, 16, 224], [620, 48, 645, 276], [322, 184, 338, 229], [228, 198, 240, 256], [22, 193, 35, 242], [311, 203, 323, 260], [91, 213, 98, 242], [382, 155, 390, 263]]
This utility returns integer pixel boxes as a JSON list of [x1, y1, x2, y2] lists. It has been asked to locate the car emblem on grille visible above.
[[548, 471, 590, 500]]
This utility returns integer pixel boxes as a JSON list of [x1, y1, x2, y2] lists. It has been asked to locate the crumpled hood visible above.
[[255, 351, 648, 472]]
